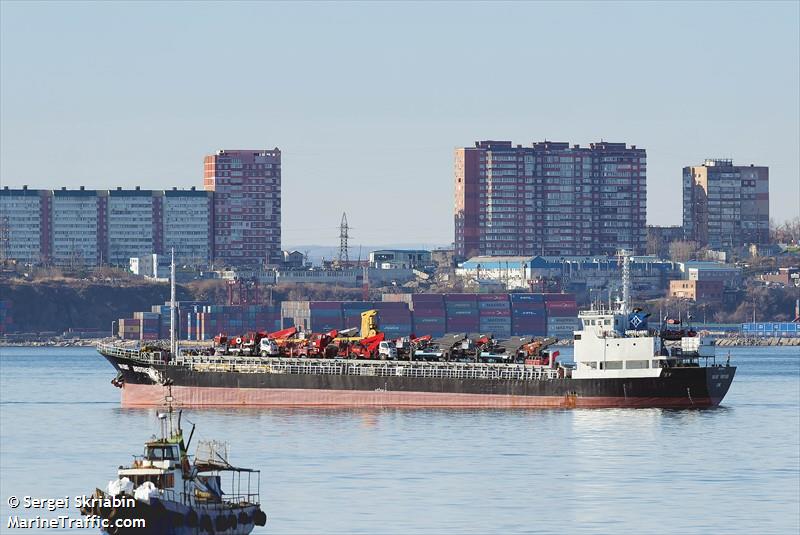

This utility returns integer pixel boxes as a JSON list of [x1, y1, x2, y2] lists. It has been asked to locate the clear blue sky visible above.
[[1, 1, 798, 247]]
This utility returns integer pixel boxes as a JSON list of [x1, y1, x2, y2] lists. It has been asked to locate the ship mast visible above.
[[170, 248, 176, 357], [619, 249, 631, 315]]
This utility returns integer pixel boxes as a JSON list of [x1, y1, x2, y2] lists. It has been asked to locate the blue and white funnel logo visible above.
[[628, 312, 648, 330]]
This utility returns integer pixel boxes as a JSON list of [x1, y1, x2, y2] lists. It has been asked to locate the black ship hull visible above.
[[101, 352, 736, 409]]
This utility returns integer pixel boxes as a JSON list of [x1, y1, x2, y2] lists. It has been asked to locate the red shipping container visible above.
[[477, 294, 509, 302], [479, 309, 511, 317], [445, 294, 477, 303], [412, 294, 445, 302], [543, 293, 575, 302]]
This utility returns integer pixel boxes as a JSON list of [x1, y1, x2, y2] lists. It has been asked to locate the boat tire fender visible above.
[[186, 510, 198, 527], [200, 513, 213, 532], [254, 509, 267, 526]]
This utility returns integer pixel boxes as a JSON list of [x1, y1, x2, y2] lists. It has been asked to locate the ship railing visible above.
[[96, 342, 141, 360], [97, 342, 168, 365], [174, 355, 560, 381], [154, 479, 259, 509], [158, 489, 191, 506]]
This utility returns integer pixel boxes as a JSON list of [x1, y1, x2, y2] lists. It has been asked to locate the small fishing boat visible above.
[[78, 388, 267, 534]]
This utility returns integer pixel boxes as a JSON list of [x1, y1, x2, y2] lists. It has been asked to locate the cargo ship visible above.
[[97, 253, 735, 409]]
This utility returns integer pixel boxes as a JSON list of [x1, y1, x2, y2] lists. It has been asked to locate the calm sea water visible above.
[[0, 346, 798, 535]]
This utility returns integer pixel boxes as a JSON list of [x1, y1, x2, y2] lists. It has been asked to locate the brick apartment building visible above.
[[455, 140, 646, 259], [682, 159, 769, 249], [204, 149, 282, 267]]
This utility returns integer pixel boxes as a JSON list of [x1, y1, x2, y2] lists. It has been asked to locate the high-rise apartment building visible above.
[[0, 186, 48, 263], [0, 186, 213, 267], [455, 141, 646, 258], [0, 186, 49, 263], [162, 188, 213, 266], [682, 159, 769, 249], [50, 187, 104, 267], [204, 149, 282, 267], [107, 187, 156, 266], [3, 148, 282, 268]]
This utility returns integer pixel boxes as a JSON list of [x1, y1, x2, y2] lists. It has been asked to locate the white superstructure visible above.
[[572, 250, 714, 380], [572, 307, 662, 379]]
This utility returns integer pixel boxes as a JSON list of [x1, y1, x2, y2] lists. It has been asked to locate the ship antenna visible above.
[[170, 248, 176, 358]]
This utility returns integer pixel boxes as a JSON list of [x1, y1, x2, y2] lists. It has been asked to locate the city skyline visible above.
[[1, 2, 798, 245]]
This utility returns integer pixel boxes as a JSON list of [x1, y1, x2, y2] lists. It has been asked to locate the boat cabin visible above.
[[572, 309, 662, 379]]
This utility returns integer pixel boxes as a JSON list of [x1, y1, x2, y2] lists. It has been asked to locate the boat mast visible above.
[[170, 248, 176, 357], [620, 249, 630, 315]]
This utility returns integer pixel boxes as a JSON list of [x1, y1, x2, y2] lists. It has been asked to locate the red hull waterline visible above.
[[121, 383, 719, 409]]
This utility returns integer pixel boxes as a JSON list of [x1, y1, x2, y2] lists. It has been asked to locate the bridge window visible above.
[[625, 360, 649, 369], [603, 361, 623, 370], [146, 446, 177, 461]]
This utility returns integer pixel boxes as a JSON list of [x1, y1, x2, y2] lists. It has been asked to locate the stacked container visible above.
[[281, 301, 310, 331], [310, 302, 344, 332], [510, 294, 547, 336], [544, 294, 578, 339], [477, 294, 511, 337], [382, 293, 413, 305], [342, 302, 376, 332], [373, 302, 413, 339], [118, 318, 140, 340], [411, 294, 446, 337], [122, 293, 582, 342], [134, 311, 161, 340], [186, 304, 281, 341], [444, 294, 479, 333], [152, 303, 203, 341]]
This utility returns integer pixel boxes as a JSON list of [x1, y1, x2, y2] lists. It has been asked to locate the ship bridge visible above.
[[572, 308, 661, 380]]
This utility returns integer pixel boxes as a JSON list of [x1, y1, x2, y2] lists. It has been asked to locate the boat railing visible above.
[[97, 342, 167, 365], [173, 355, 559, 381], [97, 342, 141, 360], [157, 488, 259, 509]]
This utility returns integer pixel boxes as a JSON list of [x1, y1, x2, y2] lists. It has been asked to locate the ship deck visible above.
[[97, 342, 562, 381]]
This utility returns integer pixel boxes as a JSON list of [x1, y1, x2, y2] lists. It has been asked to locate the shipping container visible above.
[[479, 309, 511, 317], [477, 293, 509, 301], [382, 293, 413, 304], [542, 293, 575, 303], [509, 293, 545, 303], [445, 293, 478, 302], [478, 300, 511, 311], [412, 294, 445, 302]]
